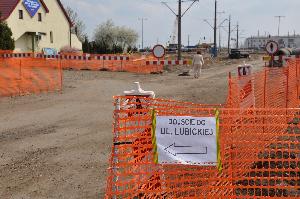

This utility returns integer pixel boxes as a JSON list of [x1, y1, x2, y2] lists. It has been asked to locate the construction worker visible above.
[[192, 51, 205, 78]]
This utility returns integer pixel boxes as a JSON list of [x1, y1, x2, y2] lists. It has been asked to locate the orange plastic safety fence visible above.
[[60, 59, 163, 74], [105, 97, 300, 198], [0, 58, 62, 97], [227, 59, 300, 109], [0, 52, 34, 58], [0, 53, 165, 74], [0, 50, 14, 54]]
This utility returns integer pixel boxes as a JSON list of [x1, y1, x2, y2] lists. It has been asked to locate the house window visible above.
[[50, 31, 53, 43], [19, 10, 23, 19], [38, 13, 42, 22]]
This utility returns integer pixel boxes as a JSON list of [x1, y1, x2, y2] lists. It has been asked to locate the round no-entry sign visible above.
[[265, 40, 279, 55], [152, 45, 165, 59]]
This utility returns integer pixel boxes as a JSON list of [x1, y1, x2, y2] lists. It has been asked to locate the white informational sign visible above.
[[155, 116, 217, 166], [152, 45, 165, 59], [265, 41, 279, 55], [43, 48, 57, 56]]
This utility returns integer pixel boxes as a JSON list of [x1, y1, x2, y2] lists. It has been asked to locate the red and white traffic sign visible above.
[[152, 44, 166, 59], [265, 40, 279, 55]]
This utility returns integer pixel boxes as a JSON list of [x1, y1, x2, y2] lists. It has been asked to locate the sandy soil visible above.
[[0, 58, 263, 199]]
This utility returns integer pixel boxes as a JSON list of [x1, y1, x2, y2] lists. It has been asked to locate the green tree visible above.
[[82, 36, 90, 53], [0, 13, 15, 50]]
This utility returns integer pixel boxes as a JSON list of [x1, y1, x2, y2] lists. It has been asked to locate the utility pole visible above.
[[275, 16, 285, 36], [178, 0, 182, 60], [219, 26, 221, 51], [204, 13, 227, 56], [217, 11, 225, 53], [138, 18, 147, 49], [213, 0, 217, 57], [228, 15, 231, 54], [236, 22, 239, 49], [188, 34, 190, 46], [162, 0, 199, 60]]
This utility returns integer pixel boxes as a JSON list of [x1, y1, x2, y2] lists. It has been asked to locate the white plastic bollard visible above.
[[123, 82, 155, 98], [116, 82, 155, 110]]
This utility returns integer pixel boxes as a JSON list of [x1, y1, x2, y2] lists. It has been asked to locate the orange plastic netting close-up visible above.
[[0, 58, 62, 97], [105, 96, 300, 198], [227, 60, 300, 109], [105, 59, 300, 198]]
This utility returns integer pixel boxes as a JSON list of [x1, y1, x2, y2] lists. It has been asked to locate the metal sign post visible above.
[[265, 40, 279, 67], [152, 45, 166, 71]]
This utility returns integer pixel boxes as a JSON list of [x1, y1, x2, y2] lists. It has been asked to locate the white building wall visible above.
[[245, 36, 300, 49], [71, 34, 82, 50], [5, 0, 82, 52]]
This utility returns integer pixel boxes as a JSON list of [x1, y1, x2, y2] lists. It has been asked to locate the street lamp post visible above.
[[138, 18, 147, 49], [275, 16, 285, 36]]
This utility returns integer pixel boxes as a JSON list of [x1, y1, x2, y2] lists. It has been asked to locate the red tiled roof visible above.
[[0, 0, 19, 20], [57, 0, 73, 27], [0, 0, 72, 26]]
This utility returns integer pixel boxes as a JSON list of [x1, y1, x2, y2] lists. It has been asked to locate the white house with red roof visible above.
[[0, 0, 82, 52]]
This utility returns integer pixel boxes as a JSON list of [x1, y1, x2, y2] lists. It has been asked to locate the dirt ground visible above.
[[0, 57, 263, 199]]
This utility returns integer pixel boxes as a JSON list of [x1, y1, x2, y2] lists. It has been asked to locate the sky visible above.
[[61, 0, 300, 48]]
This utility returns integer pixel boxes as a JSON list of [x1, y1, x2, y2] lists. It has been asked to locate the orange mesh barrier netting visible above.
[[61, 59, 163, 74], [0, 58, 62, 97], [58, 53, 163, 73], [105, 96, 300, 198], [0, 52, 34, 58], [0, 50, 14, 54], [227, 59, 300, 109], [0, 53, 165, 74]]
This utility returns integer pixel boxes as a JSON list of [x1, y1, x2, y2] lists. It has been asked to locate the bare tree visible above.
[[65, 6, 86, 42]]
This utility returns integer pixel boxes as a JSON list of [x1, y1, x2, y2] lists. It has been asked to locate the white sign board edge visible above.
[[155, 115, 217, 166]]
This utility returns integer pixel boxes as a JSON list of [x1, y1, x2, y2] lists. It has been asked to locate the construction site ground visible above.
[[0, 56, 263, 199]]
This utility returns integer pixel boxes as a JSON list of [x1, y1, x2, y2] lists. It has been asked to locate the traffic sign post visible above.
[[265, 40, 279, 67], [152, 44, 166, 59], [265, 40, 279, 55], [154, 115, 217, 166]]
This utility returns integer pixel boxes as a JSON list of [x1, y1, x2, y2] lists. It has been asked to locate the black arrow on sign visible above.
[[164, 143, 208, 157]]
